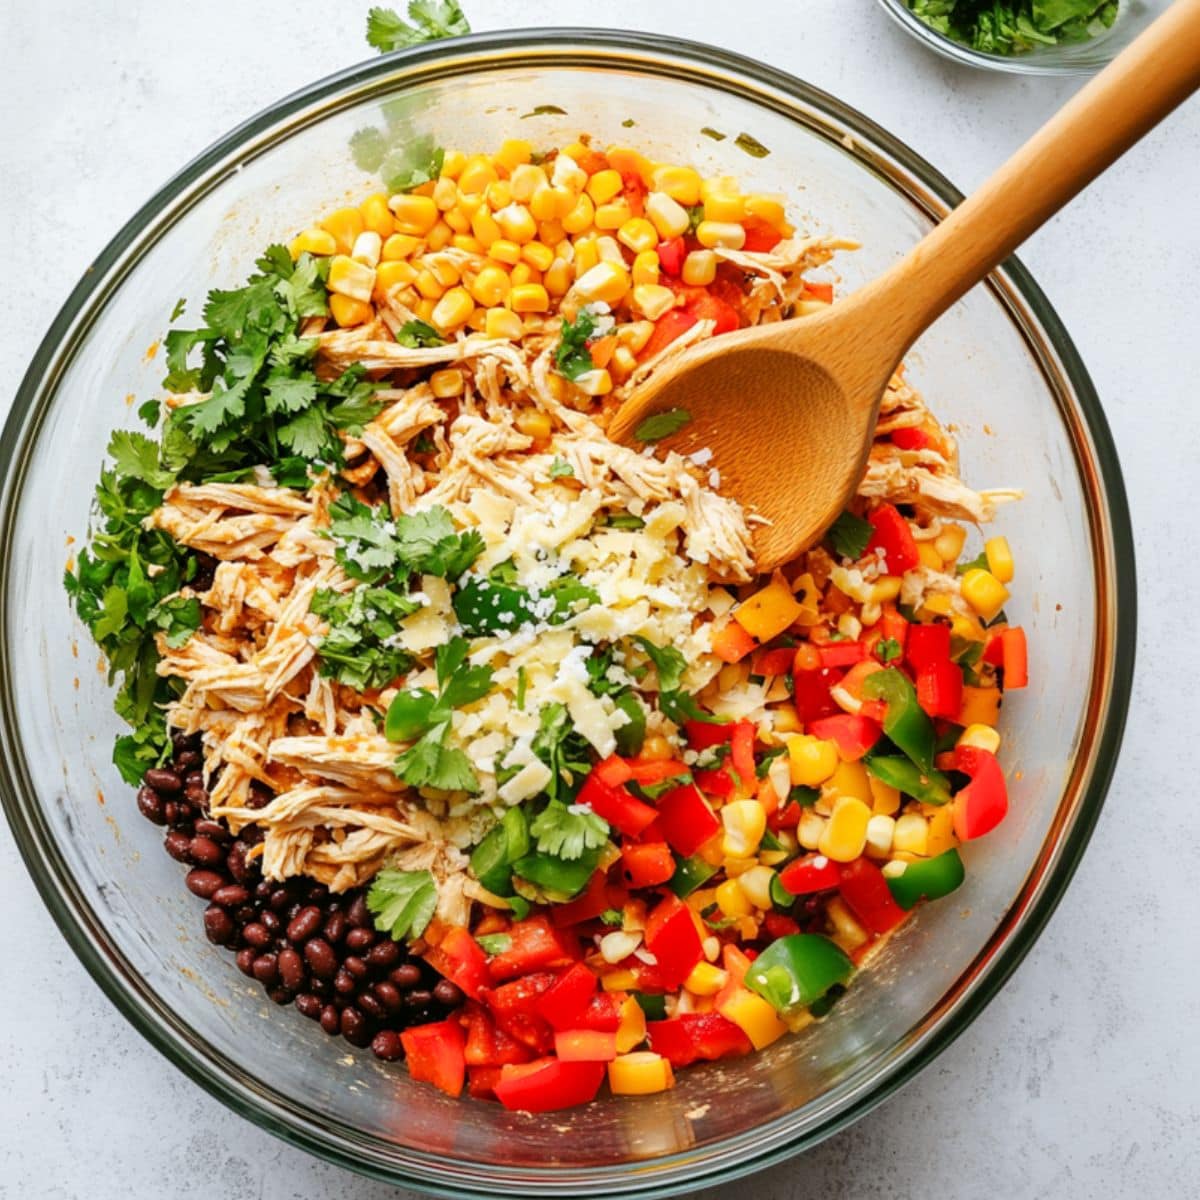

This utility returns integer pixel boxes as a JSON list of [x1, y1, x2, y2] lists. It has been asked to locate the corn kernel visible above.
[[594, 200, 633, 230], [510, 262, 540, 287], [328, 294, 372, 327], [618, 320, 655, 355], [797, 808, 826, 851], [468, 205, 501, 247], [493, 137, 532, 173], [934, 523, 967, 563], [438, 149, 466, 179], [596, 236, 625, 266], [704, 192, 746, 223], [917, 543, 944, 571], [494, 202, 536, 244], [510, 283, 549, 313], [374, 260, 418, 300], [717, 989, 787, 1050], [715, 877, 752, 919], [721, 799, 767, 858], [514, 408, 552, 442], [485, 180, 515, 211], [985, 536, 1014, 583], [530, 183, 563, 222], [745, 194, 787, 227], [893, 812, 929, 856], [327, 255, 376, 303], [562, 192, 596, 235], [961, 569, 1010, 622], [537, 219, 567, 249], [430, 286, 474, 332], [426, 221, 453, 251], [319, 207, 364, 255], [288, 228, 337, 259], [458, 155, 499, 195], [449, 235, 483, 255], [509, 163, 548, 203], [380, 232, 419, 261], [865, 814, 895, 858], [387, 194, 439, 236], [608, 1052, 674, 1096], [464, 264, 509, 308], [606, 145, 654, 184], [572, 367, 613, 397], [413, 269, 444, 301], [696, 220, 746, 250], [826, 896, 869, 951], [574, 261, 631, 305], [632, 284, 676, 321], [581, 168, 620, 205], [868, 774, 901, 816], [651, 164, 702, 206], [610, 345, 637, 379], [737, 865, 776, 910], [645, 190, 690, 238], [466, 308, 489, 333], [784, 735, 838, 789], [544, 257, 572, 297], [429, 177, 457, 212], [483, 307, 523, 340], [631, 250, 661, 286], [819, 796, 871, 862], [551, 152, 588, 192], [444, 204, 472, 234], [682, 249, 718, 287], [828, 760, 872, 803], [429, 258, 461, 289], [958, 724, 1002, 754], [520, 241, 554, 272], [351, 230, 382, 268], [429, 368, 465, 399], [359, 192, 394, 239]]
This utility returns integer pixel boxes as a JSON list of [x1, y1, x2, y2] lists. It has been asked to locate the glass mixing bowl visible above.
[[0, 28, 1134, 1196], [876, 0, 1170, 74]]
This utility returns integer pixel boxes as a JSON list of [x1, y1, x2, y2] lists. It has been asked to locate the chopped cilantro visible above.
[[521, 105, 568, 119], [530, 798, 609, 861], [828, 509, 874, 560], [686, 205, 705, 236], [549, 456, 574, 479], [366, 868, 438, 941], [515, 665, 528, 711], [700, 127, 727, 141], [957, 550, 990, 575], [531, 702, 593, 802], [395, 318, 446, 348], [599, 909, 624, 926], [310, 584, 419, 690], [907, 0, 1117, 55], [734, 132, 770, 158], [755, 744, 788, 779], [555, 308, 598, 381], [876, 637, 903, 664], [366, 1, 470, 52], [601, 513, 645, 531], [634, 408, 691, 442], [631, 635, 712, 725]]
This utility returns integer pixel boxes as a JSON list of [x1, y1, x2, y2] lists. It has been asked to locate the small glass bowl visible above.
[[0, 27, 1135, 1198], [876, 0, 1169, 74]]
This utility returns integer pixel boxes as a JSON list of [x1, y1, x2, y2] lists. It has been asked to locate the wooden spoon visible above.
[[608, 0, 1200, 572]]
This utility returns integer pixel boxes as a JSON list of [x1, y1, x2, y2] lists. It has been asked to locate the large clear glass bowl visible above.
[[0, 29, 1134, 1197], [876, 0, 1169, 74]]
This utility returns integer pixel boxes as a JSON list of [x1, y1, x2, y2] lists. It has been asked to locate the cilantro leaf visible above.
[[382, 137, 446, 193], [908, 0, 1116, 54], [395, 318, 446, 348], [531, 702, 593, 802], [599, 909, 624, 926], [277, 405, 331, 460], [366, 868, 438, 941], [876, 637, 902, 664], [394, 727, 481, 792], [549, 456, 574, 479], [311, 583, 419, 691], [634, 408, 691, 442], [555, 309, 598, 381], [632, 635, 712, 725], [151, 595, 201, 648], [530, 798, 609, 861], [957, 549, 990, 575], [366, 1, 470, 52], [828, 510, 873, 560], [264, 372, 318, 415], [107, 430, 176, 490]]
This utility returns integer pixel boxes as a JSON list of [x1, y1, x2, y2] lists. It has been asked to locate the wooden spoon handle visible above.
[[861, 0, 1200, 357]]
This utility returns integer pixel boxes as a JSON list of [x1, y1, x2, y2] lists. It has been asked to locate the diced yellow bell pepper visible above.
[[959, 685, 1002, 727], [868, 773, 901, 815], [926, 806, 958, 856], [616, 995, 647, 1052], [716, 988, 787, 1050], [684, 962, 728, 996], [608, 1052, 675, 1095], [733, 576, 803, 642], [961, 568, 1010, 622], [985, 536, 1014, 584]]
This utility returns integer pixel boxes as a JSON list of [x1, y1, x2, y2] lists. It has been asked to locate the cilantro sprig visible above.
[[632, 636, 712, 725], [310, 584, 419, 691], [555, 309, 598, 381], [828, 509, 873, 560], [366, 868, 438, 941], [530, 799, 609, 860], [366, 1, 470, 52]]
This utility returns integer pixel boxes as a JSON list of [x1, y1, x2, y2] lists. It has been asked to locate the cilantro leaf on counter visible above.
[[828, 509, 873, 560], [366, 1, 470, 52], [530, 798, 609, 860], [555, 308, 598, 381], [367, 869, 438, 941]]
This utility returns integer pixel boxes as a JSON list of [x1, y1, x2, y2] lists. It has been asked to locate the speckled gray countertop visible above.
[[2, 1, 1197, 1196]]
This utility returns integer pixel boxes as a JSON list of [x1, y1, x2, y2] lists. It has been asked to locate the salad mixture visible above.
[[906, 0, 1118, 55], [67, 133, 1027, 1112]]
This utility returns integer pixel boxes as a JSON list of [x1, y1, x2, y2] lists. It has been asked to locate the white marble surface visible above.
[[2, 1, 1197, 1196]]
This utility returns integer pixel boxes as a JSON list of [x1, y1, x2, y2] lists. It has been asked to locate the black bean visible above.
[[260, 911, 281, 936], [193, 820, 228, 843], [241, 922, 272, 950], [295, 994, 322, 1020], [240, 824, 265, 848], [304, 938, 337, 979], [176, 749, 201, 770], [343, 955, 368, 980], [311, 977, 332, 999], [254, 880, 274, 902], [347, 895, 370, 929], [334, 968, 357, 996], [433, 979, 464, 1007], [319, 1005, 340, 1036], [188, 836, 224, 868], [144, 768, 182, 793], [163, 802, 183, 827], [233, 905, 257, 926], [185, 869, 225, 900], [358, 993, 385, 1020], [235, 947, 257, 977], [268, 987, 291, 1006], [185, 784, 208, 808], [277, 948, 305, 991], [389, 963, 421, 989], [340, 1007, 371, 1047], [406, 989, 433, 1009], [247, 782, 274, 810], [204, 905, 235, 945], [226, 843, 250, 883], [136, 786, 167, 825], [345, 927, 375, 952], [164, 830, 192, 863], [287, 906, 323, 944], [306, 882, 330, 903], [323, 911, 347, 945], [252, 954, 279, 986], [366, 940, 401, 970], [373, 982, 403, 1013], [371, 1030, 404, 1061], [210, 884, 250, 909], [270, 890, 292, 914]]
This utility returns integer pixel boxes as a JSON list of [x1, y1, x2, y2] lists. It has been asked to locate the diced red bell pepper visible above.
[[627, 758, 690, 785], [763, 912, 802, 939], [576, 771, 658, 838], [463, 1003, 534, 1067], [684, 718, 734, 750], [594, 754, 634, 788], [493, 1058, 606, 1113], [817, 641, 867, 668], [753, 646, 798, 677], [803, 281, 834, 304], [656, 783, 721, 857], [917, 657, 964, 720], [620, 171, 647, 216], [488, 915, 578, 982], [621, 841, 676, 888], [891, 426, 931, 451], [807, 714, 882, 762], [792, 664, 844, 723], [694, 766, 735, 800], [779, 853, 842, 895], [838, 857, 907, 935], [1002, 627, 1028, 688], [907, 623, 952, 672], [768, 797, 803, 830], [644, 894, 704, 989], [639, 307, 698, 361], [550, 871, 624, 929], [712, 620, 757, 663], [467, 1064, 504, 1100], [740, 215, 783, 253], [656, 236, 686, 277], [554, 1029, 619, 1062], [425, 925, 490, 1000], [534, 962, 598, 1032], [879, 606, 909, 651], [646, 1013, 753, 1068], [953, 746, 1009, 841], [484, 973, 557, 1053], [730, 721, 757, 789], [573, 990, 624, 1033], [865, 503, 919, 574], [400, 1019, 467, 1098], [982, 633, 1006, 666]]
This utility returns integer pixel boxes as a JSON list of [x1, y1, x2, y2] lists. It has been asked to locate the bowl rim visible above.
[[0, 26, 1136, 1196]]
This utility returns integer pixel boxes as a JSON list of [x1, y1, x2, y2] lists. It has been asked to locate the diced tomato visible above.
[[685, 719, 735, 750], [639, 307, 699, 361], [712, 620, 757, 663], [753, 646, 798, 677], [891, 426, 931, 450], [865, 503, 919, 574], [693, 766, 735, 800], [916, 658, 964, 720], [554, 1029, 619, 1062], [763, 912, 802, 939], [684, 287, 740, 334], [621, 841, 676, 888], [493, 1058, 606, 1113], [467, 1064, 504, 1100], [740, 215, 783, 253], [838, 857, 907, 935], [463, 1003, 534, 1067], [485, 973, 557, 1053], [808, 714, 882, 761], [655, 783, 721, 857], [534, 962, 598, 1032], [779, 853, 842, 895], [953, 746, 1009, 841], [425, 925, 489, 1000], [803, 281, 834, 303], [644, 894, 704, 989], [730, 722, 757, 789], [550, 871, 622, 929], [401, 1019, 467, 1098], [792, 664, 844, 723], [594, 754, 634, 788], [769, 798, 803, 830], [646, 1013, 753, 1068], [817, 641, 866, 668], [572, 990, 624, 1033], [1002, 627, 1028, 689], [576, 771, 658, 838], [656, 237, 686, 277], [488, 915, 577, 983]]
